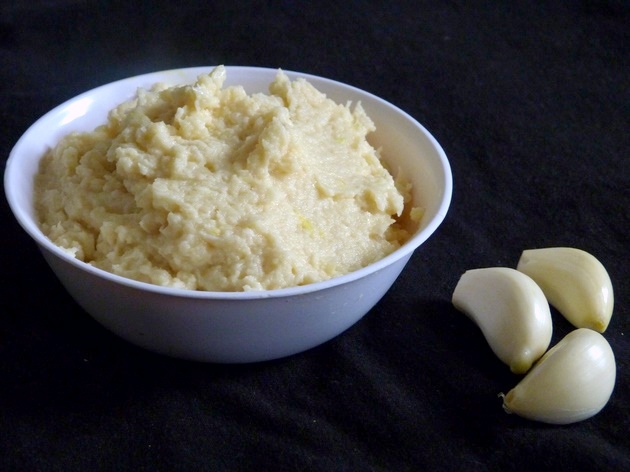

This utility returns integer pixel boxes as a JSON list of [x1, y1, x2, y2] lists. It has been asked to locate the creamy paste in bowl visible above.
[[35, 66, 416, 291]]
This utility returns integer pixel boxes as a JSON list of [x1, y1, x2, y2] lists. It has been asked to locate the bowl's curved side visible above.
[[39, 245, 412, 362]]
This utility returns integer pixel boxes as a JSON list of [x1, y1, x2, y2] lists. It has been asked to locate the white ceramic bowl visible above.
[[4, 66, 452, 363]]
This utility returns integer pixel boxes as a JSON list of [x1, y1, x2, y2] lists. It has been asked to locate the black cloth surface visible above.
[[1, 1, 628, 470]]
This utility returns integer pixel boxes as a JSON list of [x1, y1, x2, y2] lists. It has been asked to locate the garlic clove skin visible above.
[[452, 267, 553, 374], [517, 247, 614, 333], [501, 328, 616, 425]]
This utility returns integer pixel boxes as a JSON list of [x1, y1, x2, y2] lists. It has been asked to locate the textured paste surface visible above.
[[35, 66, 412, 291]]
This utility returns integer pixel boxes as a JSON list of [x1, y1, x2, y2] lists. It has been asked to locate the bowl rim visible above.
[[4, 65, 453, 300]]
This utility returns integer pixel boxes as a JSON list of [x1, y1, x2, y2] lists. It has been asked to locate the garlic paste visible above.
[[35, 66, 413, 291]]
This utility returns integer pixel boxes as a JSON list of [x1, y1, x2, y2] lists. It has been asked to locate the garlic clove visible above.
[[517, 247, 614, 333], [500, 328, 616, 425], [452, 267, 553, 374]]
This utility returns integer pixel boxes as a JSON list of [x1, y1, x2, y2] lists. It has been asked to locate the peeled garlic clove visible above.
[[452, 267, 553, 374], [517, 247, 614, 332], [501, 328, 616, 424]]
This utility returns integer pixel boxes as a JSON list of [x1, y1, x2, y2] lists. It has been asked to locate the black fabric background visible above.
[[1, 1, 628, 470]]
